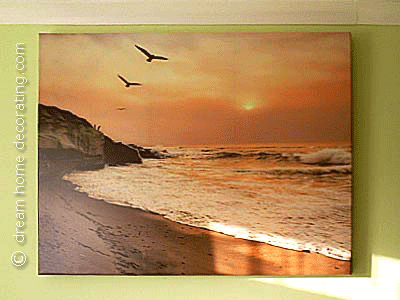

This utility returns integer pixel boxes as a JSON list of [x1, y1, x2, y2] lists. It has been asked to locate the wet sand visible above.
[[38, 159, 351, 275]]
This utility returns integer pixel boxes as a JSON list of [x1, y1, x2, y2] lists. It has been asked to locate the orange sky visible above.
[[39, 32, 351, 146]]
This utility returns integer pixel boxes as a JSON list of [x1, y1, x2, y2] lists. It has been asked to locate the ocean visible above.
[[63, 143, 352, 261]]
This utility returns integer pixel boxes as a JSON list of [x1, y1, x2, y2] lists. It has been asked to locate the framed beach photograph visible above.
[[38, 31, 352, 275]]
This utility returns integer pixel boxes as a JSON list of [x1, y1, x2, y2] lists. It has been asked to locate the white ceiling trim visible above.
[[0, 0, 399, 25]]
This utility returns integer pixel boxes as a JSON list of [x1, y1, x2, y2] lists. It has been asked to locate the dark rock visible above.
[[104, 137, 142, 165]]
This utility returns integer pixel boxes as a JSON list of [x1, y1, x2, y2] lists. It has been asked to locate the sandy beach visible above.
[[38, 158, 351, 276]]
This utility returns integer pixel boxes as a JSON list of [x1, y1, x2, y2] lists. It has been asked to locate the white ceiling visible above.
[[0, 0, 399, 24]]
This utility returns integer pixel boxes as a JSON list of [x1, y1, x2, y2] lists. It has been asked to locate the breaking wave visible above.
[[298, 149, 351, 165], [205, 148, 351, 166]]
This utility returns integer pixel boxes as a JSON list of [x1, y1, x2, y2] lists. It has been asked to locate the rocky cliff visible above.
[[38, 104, 142, 170]]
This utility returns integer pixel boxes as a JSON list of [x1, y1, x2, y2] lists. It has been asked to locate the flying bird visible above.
[[134, 44, 168, 63], [116, 107, 127, 111], [117, 74, 142, 88]]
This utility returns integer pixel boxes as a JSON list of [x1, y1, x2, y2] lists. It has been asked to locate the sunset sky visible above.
[[39, 32, 351, 146]]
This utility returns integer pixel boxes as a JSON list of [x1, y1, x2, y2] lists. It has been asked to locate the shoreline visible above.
[[39, 158, 351, 275], [67, 182, 351, 262]]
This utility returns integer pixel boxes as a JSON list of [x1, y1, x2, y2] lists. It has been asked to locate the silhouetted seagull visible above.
[[116, 107, 127, 111], [117, 74, 142, 88], [134, 44, 168, 63]]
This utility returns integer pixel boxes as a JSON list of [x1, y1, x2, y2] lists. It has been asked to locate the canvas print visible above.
[[38, 32, 352, 275]]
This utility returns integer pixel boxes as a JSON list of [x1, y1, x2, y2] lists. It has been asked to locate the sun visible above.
[[242, 103, 256, 111]]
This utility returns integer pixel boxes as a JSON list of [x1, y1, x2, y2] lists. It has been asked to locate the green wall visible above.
[[0, 25, 399, 300]]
